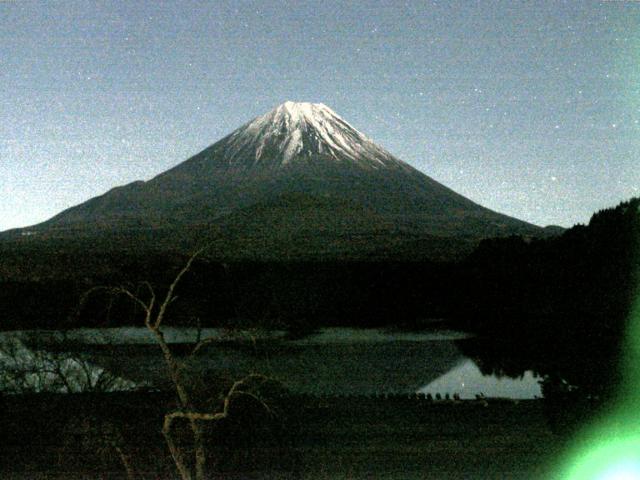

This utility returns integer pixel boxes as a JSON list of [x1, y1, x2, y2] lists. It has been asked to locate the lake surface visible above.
[[0, 327, 541, 398]]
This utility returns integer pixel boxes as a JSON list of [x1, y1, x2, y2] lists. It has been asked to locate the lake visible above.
[[0, 327, 542, 398]]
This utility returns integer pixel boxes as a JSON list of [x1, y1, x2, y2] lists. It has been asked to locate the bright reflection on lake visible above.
[[0, 328, 542, 398], [418, 359, 542, 399]]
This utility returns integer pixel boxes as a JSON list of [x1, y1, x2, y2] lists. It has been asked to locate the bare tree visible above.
[[84, 249, 272, 480]]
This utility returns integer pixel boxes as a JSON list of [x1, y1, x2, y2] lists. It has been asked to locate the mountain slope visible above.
[[11, 101, 543, 258]]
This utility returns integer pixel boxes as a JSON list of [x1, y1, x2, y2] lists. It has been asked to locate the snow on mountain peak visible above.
[[273, 101, 339, 127], [224, 101, 402, 169]]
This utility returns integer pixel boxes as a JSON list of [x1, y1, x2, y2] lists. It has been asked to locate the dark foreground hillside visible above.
[[0, 392, 561, 479]]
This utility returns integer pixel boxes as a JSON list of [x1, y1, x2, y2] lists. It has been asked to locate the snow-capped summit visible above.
[[220, 101, 408, 169]]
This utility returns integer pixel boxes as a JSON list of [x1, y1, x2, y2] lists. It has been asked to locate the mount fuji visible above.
[[11, 101, 544, 259]]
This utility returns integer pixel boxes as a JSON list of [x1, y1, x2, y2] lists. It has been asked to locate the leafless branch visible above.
[[77, 245, 277, 480], [155, 247, 205, 330]]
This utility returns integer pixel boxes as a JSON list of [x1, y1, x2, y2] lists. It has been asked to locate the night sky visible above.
[[2, 0, 639, 231]]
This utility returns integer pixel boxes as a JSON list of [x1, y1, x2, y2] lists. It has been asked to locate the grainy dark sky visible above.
[[2, 0, 639, 230]]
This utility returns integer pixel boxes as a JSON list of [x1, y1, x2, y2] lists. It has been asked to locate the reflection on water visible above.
[[81, 333, 468, 396], [0, 328, 541, 398], [418, 359, 542, 399]]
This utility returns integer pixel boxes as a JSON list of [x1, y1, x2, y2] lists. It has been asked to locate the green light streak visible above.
[[556, 207, 640, 479], [560, 427, 640, 479], [556, 300, 640, 479]]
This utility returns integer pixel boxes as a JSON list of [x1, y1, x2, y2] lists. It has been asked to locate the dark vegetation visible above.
[[447, 197, 640, 438], [457, 198, 640, 340], [456, 198, 640, 398], [0, 392, 557, 479], [0, 245, 459, 332]]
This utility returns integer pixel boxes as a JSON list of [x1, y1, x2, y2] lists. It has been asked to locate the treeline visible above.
[[456, 198, 640, 336], [0, 246, 458, 331], [453, 198, 640, 398]]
